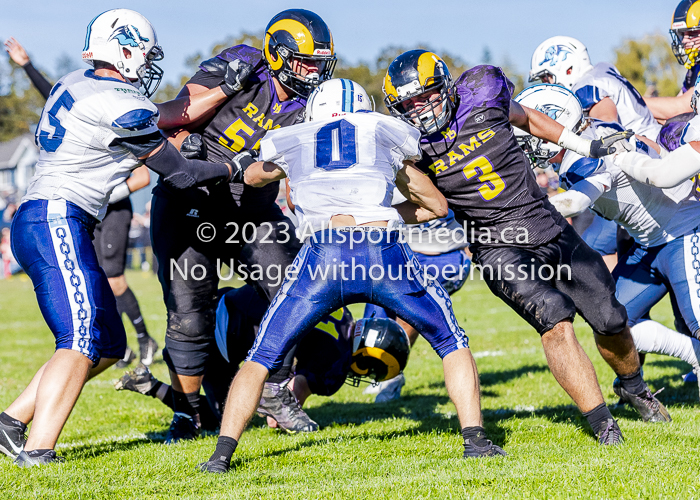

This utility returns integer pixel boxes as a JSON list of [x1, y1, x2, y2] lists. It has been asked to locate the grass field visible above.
[[1, 269, 699, 499]]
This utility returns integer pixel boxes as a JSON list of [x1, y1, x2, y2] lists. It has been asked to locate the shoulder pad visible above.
[[455, 65, 514, 107], [560, 156, 604, 189], [199, 56, 228, 76], [112, 108, 159, 131], [574, 85, 602, 111]]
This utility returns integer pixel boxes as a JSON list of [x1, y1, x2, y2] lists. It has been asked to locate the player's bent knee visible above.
[[592, 303, 628, 336], [532, 291, 577, 335], [165, 311, 215, 341]]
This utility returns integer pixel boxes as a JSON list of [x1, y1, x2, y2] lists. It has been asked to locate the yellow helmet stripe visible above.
[[383, 71, 398, 99], [267, 19, 315, 55], [688, 1, 700, 29], [417, 51, 442, 87], [351, 346, 401, 380]]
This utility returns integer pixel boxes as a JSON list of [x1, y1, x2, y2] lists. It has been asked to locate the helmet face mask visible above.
[[82, 9, 164, 97], [513, 83, 584, 172], [671, 1, 700, 69], [264, 9, 336, 98], [383, 50, 456, 136]]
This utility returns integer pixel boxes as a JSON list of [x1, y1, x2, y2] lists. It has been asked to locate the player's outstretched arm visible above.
[[395, 161, 448, 223], [244, 161, 287, 187], [119, 135, 232, 189], [510, 100, 633, 158], [5, 37, 52, 100], [588, 97, 620, 123], [614, 141, 700, 188], [156, 59, 253, 130], [644, 91, 693, 123]]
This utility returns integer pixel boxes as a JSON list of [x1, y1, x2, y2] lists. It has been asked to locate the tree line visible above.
[[0, 32, 684, 142]]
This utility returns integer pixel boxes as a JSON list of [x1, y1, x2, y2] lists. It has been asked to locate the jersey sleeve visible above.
[[574, 84, 607, 111], [97, 88, 161, 150], [559, 154, 610, 190], [454, 65, 514, 111], [680, 115, 700, 145], [187, 45, 263, 90], [258, 127, 297, 175], [376, 116, 423, 162]]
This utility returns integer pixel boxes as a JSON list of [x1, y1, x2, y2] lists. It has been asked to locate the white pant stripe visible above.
[[46, 200, 93, 357]]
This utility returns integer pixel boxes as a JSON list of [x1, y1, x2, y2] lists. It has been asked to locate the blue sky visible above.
[[1, 1, 677, 85]]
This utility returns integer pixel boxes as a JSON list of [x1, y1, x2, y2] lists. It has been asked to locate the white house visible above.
[[0, 133, 38, 197]]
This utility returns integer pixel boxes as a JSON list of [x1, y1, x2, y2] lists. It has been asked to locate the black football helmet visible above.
[[671, 0, 700, 69], [263, 9, 336, 97], [348, 318, 410, 384], [383, 49, 456, 135]]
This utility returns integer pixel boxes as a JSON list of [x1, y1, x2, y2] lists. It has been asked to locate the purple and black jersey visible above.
[[162, 45, 306, 205], [415, 65, 566, 249], [657, 112, 695, 152]]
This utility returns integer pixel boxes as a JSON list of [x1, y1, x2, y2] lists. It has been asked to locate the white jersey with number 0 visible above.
[[23, 69, 160, 220], [259, 111, 422, 239]]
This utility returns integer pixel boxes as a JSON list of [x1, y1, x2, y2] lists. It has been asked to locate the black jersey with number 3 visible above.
[[415, 65, 566, 249]]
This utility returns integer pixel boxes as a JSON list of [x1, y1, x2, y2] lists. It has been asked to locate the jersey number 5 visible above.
[[37, 87, 76, 153], [315, 119, 357, 170], [462, 156, 505, 201]]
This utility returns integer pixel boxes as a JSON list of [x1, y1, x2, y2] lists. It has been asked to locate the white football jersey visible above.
[[573, 63, 661, 140], [560, 121, 699, 247], [23, 69, 160, 220], [259, 112, 421, 239], [679, 115, 700, 144]]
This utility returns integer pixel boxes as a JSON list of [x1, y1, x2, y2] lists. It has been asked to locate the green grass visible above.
[[1, 270, 699, 499]]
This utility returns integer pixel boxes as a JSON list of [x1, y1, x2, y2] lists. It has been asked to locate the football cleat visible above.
[[164, 412, 200, 444], [595, 418, 624, 446], [114, 365, 158, 394], [463, 439, 507, 458], [196, 458, 229, 474], [612, 379, 672, 423], [0, 418, 27, 459], [364, 373, 406, 403], [115, 346, 136, 369], [14, 449, 64, 468], [138, 337, 159, 366], [257, 380, 318, 433]]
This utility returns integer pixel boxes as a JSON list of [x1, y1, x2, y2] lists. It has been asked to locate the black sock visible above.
[[0, 412, 26, 430], [27, 449, 53, 457], [461, 426, 489, 447], [149, 383, 173, 410], [209, 436, 237, 464], [115, 286, 149, 338], [617, 369, 647, 395], [171, 389, 202, 425], [583, 403, 613, 433]]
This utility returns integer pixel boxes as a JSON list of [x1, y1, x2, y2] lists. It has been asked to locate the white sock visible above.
[[631, 320, 700, 369]]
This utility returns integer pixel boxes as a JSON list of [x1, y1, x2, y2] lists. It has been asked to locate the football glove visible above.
[[589, 130, 634, 158], [229, 150, 257, 182], [222, 59, 253, 96], [180, 133, 207, 160]]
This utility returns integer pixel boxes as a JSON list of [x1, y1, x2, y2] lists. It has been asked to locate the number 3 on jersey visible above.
[[315, 119, 357, 170], [462, 156, 505, 201], [37, 87, 76, 153]]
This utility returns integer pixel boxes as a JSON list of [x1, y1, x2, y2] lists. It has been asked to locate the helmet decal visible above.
[[535, 103, 565, 120], [541, 45, 572, 67], [109, 26, 146, 48]]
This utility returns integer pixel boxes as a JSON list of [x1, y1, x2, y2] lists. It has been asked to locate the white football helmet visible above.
[[529, 36, 593, 90], [82, 9, 164, 97], [305, 78, 374, 122], [514, 84, 584, 170]]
